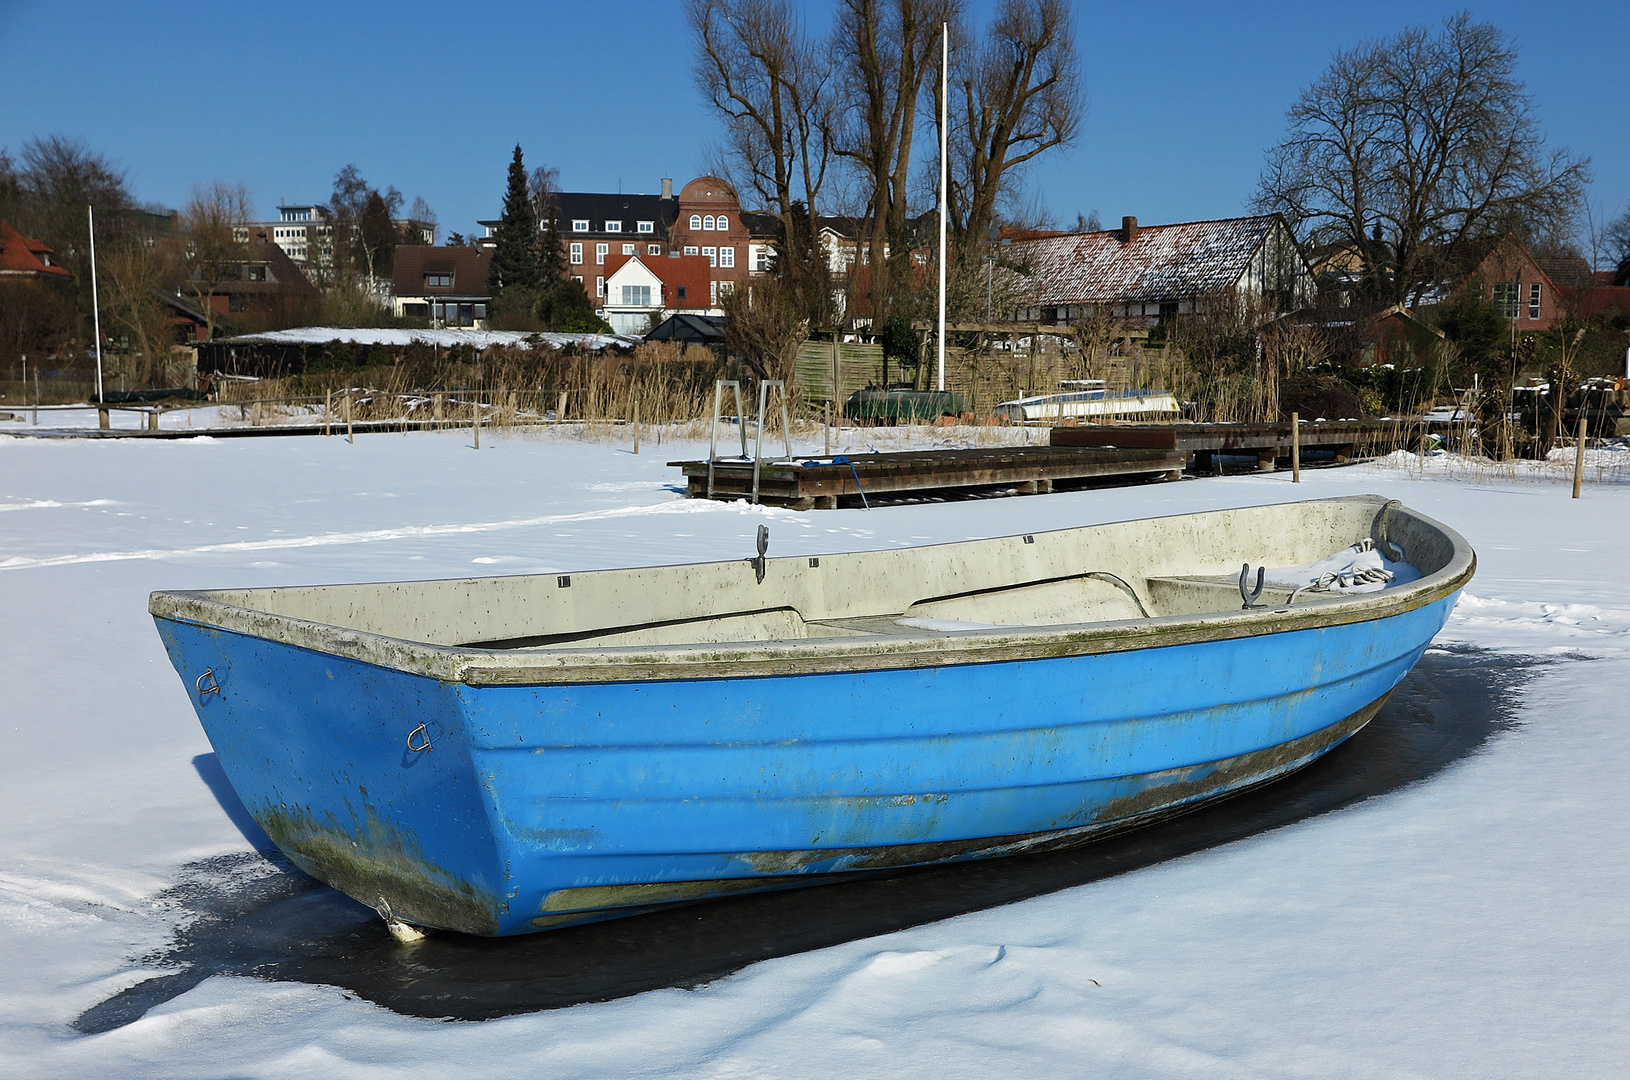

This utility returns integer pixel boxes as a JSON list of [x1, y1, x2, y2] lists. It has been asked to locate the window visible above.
[[596, 276, 605, 298], [702, 246, 717, 267], [425, 272, 453, 288], [637, 221, 654, 233], [572, 219, 589, 232], [1491, 281, 1520, 319], [596, 242, 609, 264], [623, 243, 635, 255], [605, 220, 621, 232], [403, 302, 429, 317], [716, 214, 729, 232], [710, 280, 718, 305], [621, 284, 652, 306], [571, 274, 583, 284], [677, 285, 687, 303], [648, 243, 662, 255], [246, 265, 268, 281], [1528, 282, 1542, 319], [684, 245, 699, 255], [703, 215, 716, 230], [719, 280, 735, 296], [719, 246, 735, 268], [752, 246, 773, 272], [473, 304, 487, 319], [569, 242, 583, 265], [689, 214, 702, 229], [230, 296, 248, 312]]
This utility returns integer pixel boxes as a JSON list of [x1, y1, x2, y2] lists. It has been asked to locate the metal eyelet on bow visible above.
[[195, 668, 220, 698], [406, 723, 432, 752]]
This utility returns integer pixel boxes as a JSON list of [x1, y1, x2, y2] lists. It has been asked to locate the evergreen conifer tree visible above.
[[532, 192, 608, 331], [488, 145, 539, 309]]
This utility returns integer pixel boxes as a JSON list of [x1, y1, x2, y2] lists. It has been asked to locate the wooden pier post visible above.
[[97, 405, 110, 429], [557, 391, 568, 424], [324, 389, 332, 436], [1573, 413, 1586, 499], [632, 396, 640, 455], [473, 393, 481, 450], [824, 401, 831, 456], [345, 393, 353, 443], [1291, 412, 1300, 483]]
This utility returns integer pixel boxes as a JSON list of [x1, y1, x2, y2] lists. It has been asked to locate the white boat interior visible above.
[[151, 497, 1470, 684]]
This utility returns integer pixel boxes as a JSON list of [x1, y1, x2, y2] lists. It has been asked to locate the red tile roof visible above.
[[603, 252, 714, 307], [0, 221, 73, 279]]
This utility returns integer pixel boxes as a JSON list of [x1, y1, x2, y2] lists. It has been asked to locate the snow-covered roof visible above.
[[204, 328, 641, 350], [1010, 216, 1288, 305]]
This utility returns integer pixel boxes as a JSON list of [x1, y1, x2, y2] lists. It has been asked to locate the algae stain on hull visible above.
[[256, 804, 502, 936]]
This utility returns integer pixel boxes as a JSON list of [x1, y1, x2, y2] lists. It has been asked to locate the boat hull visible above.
[[156, 590, 1456, 936]]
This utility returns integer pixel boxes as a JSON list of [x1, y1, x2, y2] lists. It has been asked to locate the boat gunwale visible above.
[[148, 496, 1475, 687]]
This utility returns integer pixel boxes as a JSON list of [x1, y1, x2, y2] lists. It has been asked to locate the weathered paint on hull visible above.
[[155, 591, 1456, 936]]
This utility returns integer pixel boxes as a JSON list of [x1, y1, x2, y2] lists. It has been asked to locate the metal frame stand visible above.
[[751, 380, 795, 505], [707, 380, 749, 499]]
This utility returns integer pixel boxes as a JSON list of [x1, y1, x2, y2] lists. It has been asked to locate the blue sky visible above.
[[3, 1, 1625, 258]]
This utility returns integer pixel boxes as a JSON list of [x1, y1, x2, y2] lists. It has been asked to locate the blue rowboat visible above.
[[150, 495, 1473, 937]]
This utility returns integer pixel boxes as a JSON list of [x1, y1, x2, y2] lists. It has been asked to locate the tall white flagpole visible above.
[[88, 204, 105, 402], [937, 21, 948, 393]]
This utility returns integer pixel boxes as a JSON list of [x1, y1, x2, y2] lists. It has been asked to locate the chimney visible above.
[[661, 178, 674, 200], [1120, 216, 1139, 243]]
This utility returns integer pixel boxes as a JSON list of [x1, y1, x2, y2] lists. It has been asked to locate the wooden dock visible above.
[[670, 445, 1187, 509], [1049, 420, 1416, 471]]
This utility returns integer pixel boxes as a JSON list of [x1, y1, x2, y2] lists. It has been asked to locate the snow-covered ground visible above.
[[2, 427, 1626, 1078]]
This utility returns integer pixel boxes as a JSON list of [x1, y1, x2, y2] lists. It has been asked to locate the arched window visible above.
[[703, 215, 716, 230], [716, 215, 729, 232], [689, 214, 702, 229]]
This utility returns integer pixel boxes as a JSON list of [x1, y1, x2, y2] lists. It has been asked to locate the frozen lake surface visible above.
[[2, 427, 1627, 1077]]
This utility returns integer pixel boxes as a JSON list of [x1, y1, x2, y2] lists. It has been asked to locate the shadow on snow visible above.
[[74, 646, 1546, 1032]]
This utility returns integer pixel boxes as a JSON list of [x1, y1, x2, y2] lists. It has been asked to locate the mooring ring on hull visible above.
[[406, 723, 432, 752]]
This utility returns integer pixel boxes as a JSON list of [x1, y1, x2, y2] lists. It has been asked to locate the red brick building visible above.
[[480, 175, 778, 323]]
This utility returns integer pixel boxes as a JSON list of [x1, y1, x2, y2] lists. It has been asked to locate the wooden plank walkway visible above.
[[1049, 420, 1417, 471], [670, 445, 1188, 509]]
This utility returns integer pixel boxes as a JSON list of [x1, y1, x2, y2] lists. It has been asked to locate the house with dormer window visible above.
[[391, 245, 493, 327]]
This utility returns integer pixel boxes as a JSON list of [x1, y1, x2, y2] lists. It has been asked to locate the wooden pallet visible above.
[[1049, 420, 1416, 470], [670, 445, 1187, 509]]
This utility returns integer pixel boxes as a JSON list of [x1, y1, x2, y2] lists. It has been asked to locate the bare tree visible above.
[[181, 182, 252, 339], [1605, 205, 1630, 283], [720, 269, 809, 382], [1254, 13, 1589, 305], [940, 0, 1081, 258], [528, 164, 560, 224], [689, 0, 835, 292], [99, 233, 178, 386], [831, 0, 957, 324], [404, 196, 437, 244]]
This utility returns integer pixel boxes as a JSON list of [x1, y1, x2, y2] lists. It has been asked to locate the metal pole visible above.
[[1572, 412, 1586, 499], [1291, 412, 1300, 483], [88, 206, 104, 403], [936, 21, 948, 393]]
